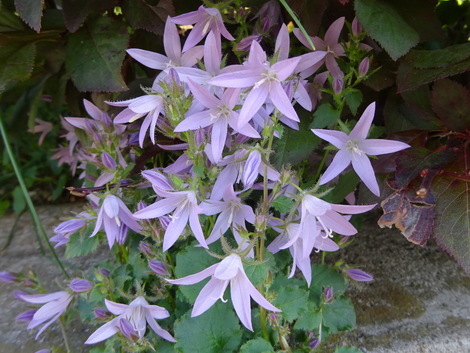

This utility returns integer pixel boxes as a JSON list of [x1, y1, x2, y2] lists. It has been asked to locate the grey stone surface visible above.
[[0, 205, 469, 353]]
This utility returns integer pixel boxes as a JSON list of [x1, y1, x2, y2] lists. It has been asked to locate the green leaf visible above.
[[14, 0, 43, 32], [64, 225, 100, 258], [293, 301, 322, 331], [310, 265, 346, 304], [344, 90, 363, 116], [322, 171, 360, 204], [355, 0, 419, 60], [0, 10, 26, 31], [322, 297, 356, 333], [122, 0, 175, 35], [174, 302, 242, 353], [274, 111, 319, 168], [311, 103, 340, 129], [272, 195, 295, 214], [62, 0, 115, 32], [272, 282, 309, 322], [244, 259, 271, 287], [431, 79, 470, 132], [12, 185, 26, 214], [335, 346, 363, 353], [66, 16, 129, 92], [239, 338, 274, 353], [0, 41, 36, 92], [174, 245, 218, 303]]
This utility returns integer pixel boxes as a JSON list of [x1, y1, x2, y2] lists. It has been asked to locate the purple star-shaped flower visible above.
[[170, 6, 234, 52], [175, 80, 259, 162], [209, 40, 301, 128], [133, 170, 207, 251], [167, 253, 280, 331], [312, 102, 410, 196], [85, 296, 175, 344]]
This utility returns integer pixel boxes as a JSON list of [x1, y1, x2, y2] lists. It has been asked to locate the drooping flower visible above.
[[90, 194, 142, 248], [167, 253, 280, 331], [29, 119, 53, 146], [17, 291, 73, 339], [170, 6, 235, 52], [133, 170, 207, 251], [311, 102, 410, 195], [85, 296, 175, 344]]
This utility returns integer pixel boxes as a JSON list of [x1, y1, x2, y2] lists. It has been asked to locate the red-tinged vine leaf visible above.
[[432, 154, 470, 274], [378, 172, 437, 246], [122, 0, 175, 36], [431, 79, 470, 132], [394, 147, 456, 189], [354, 0, 419, 60], [0, 41, 36, 92], [65, 16, 129, 92], [397, 59, 470, 93], [14, 0, 43, 32], [62, 0, 116, 33]]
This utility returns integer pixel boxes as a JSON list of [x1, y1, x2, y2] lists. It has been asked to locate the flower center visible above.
[[254, 68, 278, 89], [210, 105, 231, 122], [346, 140, 363, 156]]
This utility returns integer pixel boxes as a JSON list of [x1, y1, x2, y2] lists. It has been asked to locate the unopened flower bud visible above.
[[16, 309, 37, 322], [333, 78, 344, 95], [139, 242, 154, 257], [0, 272, 18, 283], [309, 337, 320, 349], [102, 152, 116, 170], [93, 308, 111, 319], [69, 278, 93, 293], [149, 260, 169, 276], [119, 318, 139, 341], [35, 350, 50, 353], [345, 268, 374, 282], [236, 35, 261, 51], [323, 287, 334, 302], [358, 57, 370, 77], [352, 17, 363, 36], [194, 128, 205, 147]]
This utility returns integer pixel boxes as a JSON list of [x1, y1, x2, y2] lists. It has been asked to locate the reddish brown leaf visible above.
[[431, 79, 470, 132], [378, 173, 437, 246]]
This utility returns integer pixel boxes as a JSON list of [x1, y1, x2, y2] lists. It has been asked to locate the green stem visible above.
[[0, 115, 69, 278], [279, 0, 316, 50], [59, 317, 71, 353]]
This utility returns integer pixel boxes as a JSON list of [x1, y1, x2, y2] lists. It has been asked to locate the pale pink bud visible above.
[[0, 272, 18, 283], [323, 287, 334, 302], [16, 309, 37, 322], [119, 318, 139, 341], [69, 279, 93, 293], [149, 260, 169, 276], [93, 308, 111, 319], [345, 268, 374, 282], [102, 152, 116, 170], [352, 17, 363, 36], [358, 57, 370, 77], [333, 78, 344, 94], [139, 242, 154, 257]]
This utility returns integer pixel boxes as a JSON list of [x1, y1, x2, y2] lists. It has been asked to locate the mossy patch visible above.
[[352, 281, 425, 325]]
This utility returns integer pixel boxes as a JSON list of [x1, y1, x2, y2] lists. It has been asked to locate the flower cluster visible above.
[[9, 3, 409, 352]]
